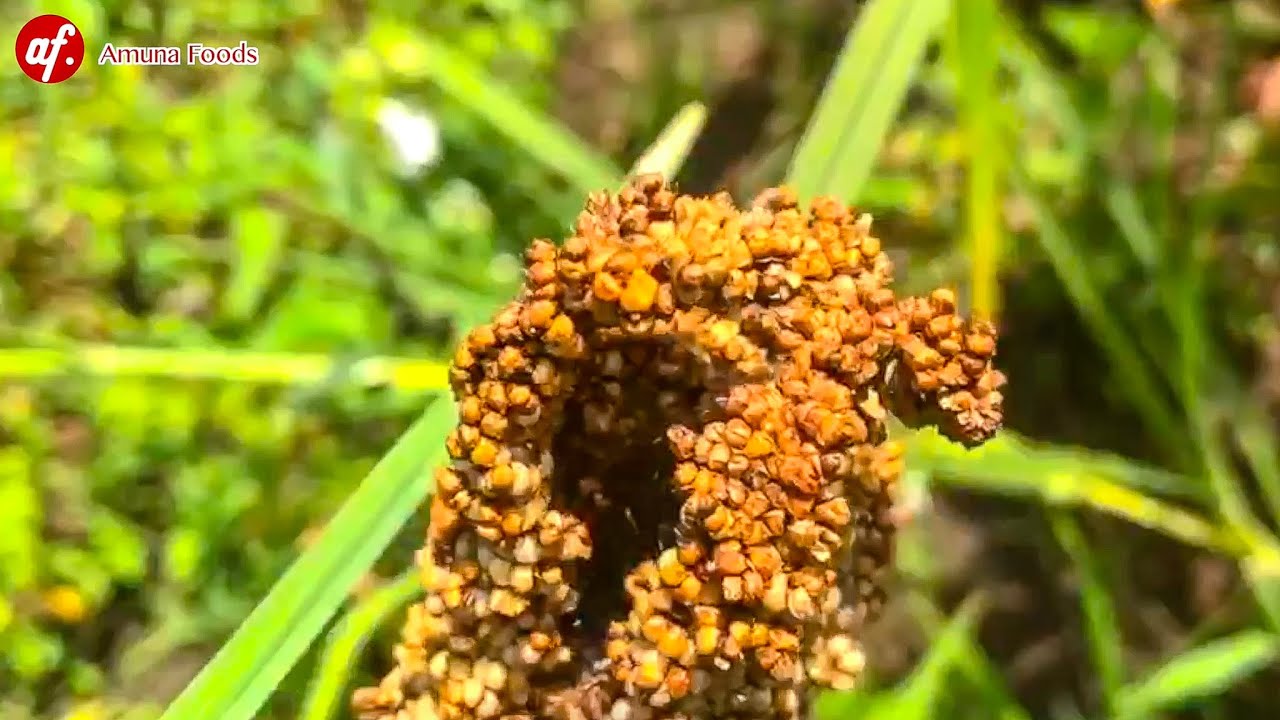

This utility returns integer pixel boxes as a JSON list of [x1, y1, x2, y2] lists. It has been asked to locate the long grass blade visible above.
[[0, 345, 446, 390], [908, 430, 1272, 567], [946, 0, 1004, 321], [1000, 11, 1184, 397], [907, 595, 1032, 720], [628, 101, 708, 182], [157, 398, 457, 720], [1114, 631, 1280, 719], [299, 571, 424, 720], [1010, 171, 1187, 464], [1234, 400, 1280, 532], [889, 592, 987, 719], [369, 25, 622, 194], [1049, 511, 1125, 714], [786, 0, 950, 201], [222, 207, 289, 324]]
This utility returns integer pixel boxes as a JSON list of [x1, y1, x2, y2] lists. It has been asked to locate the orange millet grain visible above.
[[352, 176, 1006, 720]]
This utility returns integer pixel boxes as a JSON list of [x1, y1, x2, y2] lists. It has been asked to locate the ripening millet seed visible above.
[[352, 176, 1006, 720]]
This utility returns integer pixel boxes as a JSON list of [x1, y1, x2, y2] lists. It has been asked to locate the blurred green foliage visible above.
[[3, 0, 1280, 719], [1, 0, 576, 716]]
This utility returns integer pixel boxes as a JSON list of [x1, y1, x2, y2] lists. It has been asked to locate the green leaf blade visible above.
[[410, 33, 622, 194], [787, 0, 951, 202], [1050, 511, 1125, 714], [1116, 631, 1280, 718], [889, 593, 986, 720], [300, 571, 423, 720], [946, 0, 1003, 321], [222, 207, 289, 324], [158, 397, 456, 720]]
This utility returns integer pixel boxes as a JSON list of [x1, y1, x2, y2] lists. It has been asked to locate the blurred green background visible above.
[[3, 0, 1280, 718]]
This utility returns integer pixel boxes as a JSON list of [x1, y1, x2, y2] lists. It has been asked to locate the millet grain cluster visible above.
[[353, 176, 1005, 720]]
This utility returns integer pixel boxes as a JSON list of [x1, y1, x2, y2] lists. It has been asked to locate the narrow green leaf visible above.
[[1049, 511, 1124, 714], [908, 595, 1032, 720], [1000, 10, 1184, 400], [300, 571, 423, 720], [1234, 398, 1280, 530], [1115, 631, 1280, 718], [1244, 567, 1280, 633], [158, 398, 456, 720], [908, 429, 1246, 560], [0, 448, 39, 592], [1184, 393, 1280, 638], [395, 30, 622, 194], [889, 593, 986, 719], [1011, 170, 1186, 464], [222, 207, 288, 323], [1102, 182, 1160, 270], [787, 0, 950, 201], [946, 0, 1003, 321], [628, 102, 708, 182], [0, 345, 448, 391]]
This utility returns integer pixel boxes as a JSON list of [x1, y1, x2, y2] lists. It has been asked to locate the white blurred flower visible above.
[[375, 97, 442, 178]]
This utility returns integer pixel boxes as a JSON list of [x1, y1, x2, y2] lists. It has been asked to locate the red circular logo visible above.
[[15, 15, 85, 84]]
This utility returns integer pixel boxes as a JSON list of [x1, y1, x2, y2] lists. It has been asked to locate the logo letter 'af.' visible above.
[[15, 15, 85, 83]]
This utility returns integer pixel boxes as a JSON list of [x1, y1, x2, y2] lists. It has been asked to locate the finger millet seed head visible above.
[[353, 176, 1007, 720]]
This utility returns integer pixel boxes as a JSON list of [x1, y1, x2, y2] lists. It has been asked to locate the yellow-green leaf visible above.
[[787, 0, 950, 202], [1116, 631, 1280, 718]]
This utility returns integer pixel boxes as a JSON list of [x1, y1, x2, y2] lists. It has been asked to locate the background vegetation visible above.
[[2, 0, 1280, 718]]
